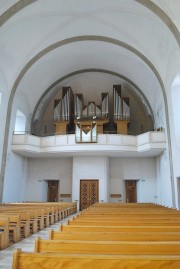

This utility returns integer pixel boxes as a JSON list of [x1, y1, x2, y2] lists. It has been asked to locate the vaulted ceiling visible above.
[[0, 0, 180, 116]]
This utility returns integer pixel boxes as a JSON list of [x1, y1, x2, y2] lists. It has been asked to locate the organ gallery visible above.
[[53, 85, 131, 141]]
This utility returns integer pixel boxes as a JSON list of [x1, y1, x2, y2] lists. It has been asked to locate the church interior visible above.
[[0, 0, 180, 268]]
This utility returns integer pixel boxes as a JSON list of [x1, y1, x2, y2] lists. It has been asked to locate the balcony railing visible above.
[[11, 131, 166, 157]]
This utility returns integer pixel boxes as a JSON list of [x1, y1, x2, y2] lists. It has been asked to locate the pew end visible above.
[[49, 229, 53, 240], [12, 248, 21, 269]]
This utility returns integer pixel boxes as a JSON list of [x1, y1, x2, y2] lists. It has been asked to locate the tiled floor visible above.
[[0, 214, 76, 269]]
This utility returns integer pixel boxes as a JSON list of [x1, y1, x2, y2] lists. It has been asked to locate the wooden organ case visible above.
[[113, 85, 130, 134], [53, 87, 74, 134], [74, 93, 109, 142]]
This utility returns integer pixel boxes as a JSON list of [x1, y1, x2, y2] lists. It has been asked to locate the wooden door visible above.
[[80, 180, 99, 211], [48, 180, 58, 202], [125, 180, 137, 203]]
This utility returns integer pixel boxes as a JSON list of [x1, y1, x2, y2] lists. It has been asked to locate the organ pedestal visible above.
[[54, 121, 69, 135], [114, 120, 130, 135], [95, 119, 109, 133]]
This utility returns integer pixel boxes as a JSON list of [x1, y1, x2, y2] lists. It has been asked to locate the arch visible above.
[[0, 35, 175, 206], [0, 0, 37, 27], [135, 0, 180, 47], [31, 68, 154, 129], [0, 0, 179, 47]]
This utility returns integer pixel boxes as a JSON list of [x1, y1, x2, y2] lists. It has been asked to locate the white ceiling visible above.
[[0, 0, 180, 114]]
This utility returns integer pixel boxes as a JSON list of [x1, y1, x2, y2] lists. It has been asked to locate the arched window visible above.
[[14, 109, 26, 134], [171, 74, 180, 142]]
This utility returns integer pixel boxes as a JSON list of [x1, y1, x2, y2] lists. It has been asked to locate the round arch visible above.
[[0, 35, 175, 206]]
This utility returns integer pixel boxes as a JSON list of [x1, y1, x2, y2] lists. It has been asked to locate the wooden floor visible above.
[[0, 214, 76, 269]]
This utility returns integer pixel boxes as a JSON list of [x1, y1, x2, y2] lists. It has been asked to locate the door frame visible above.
[[80, 179, 99, 210], [124, 179, 138, 203], [47, 180, 59, 202]]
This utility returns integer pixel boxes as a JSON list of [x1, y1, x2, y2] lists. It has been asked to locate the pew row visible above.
[[60, 224, 180, 233], [68, 219, 180, 226], [34, 237, 180, 255], [0, 217, 9, 249], [0, 202, 77, 248], [12, 249, 180, 269], [49, 230, 180, 242]]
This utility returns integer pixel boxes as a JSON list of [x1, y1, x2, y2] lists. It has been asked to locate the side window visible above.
[[171, 74, 180, 141], [14, 109, 26, 134]]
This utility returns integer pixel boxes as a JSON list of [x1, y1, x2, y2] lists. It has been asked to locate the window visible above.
[[14, 110, 26, 134]]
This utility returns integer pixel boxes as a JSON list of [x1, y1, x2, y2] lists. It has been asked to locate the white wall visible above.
[[2, 91, 31, 202], [0, 76, 9, 202], [156, 151, 173, 207], [72, 156, 109, 210], [109, 157, 157, 203], [3, 153, 28, 202], [27, 157, 72, 202], [166, 76, 180, 208]]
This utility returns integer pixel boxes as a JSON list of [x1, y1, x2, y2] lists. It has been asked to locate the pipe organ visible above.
[[113, 85, 130, 134], [54, 87, 73, 134], [53, 84, 130, 137], [74, 92, 109, 142]]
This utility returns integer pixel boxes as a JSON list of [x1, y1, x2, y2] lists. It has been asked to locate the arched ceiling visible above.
[[0, 0, 179, 112]]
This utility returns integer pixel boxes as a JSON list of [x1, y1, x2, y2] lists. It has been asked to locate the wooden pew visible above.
[[0, 217, 9, 249], [0, 202, 77, 248], [78, 211, 180, 217], [49, 229, 180, 242], [11, 203, 180, 268], [60, 224, 180, 233], [68, 219, 180, 226], [34, 237, 180, 255], [12, 249, 180, 269], [72, 215, 180, 222]]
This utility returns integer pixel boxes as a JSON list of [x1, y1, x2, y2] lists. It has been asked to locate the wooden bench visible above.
[[0, 217, 9, 249], [49, 229, 180, 242], [70, 214, 180, 221], [78, 211, 180, 217], [11, 202, 180, 268], [34, 237, 180, 255], [68, 219, 180, 226], [60, 224, 180, 233], [12, 249, 180, 269], [0, 202, 77, 248]]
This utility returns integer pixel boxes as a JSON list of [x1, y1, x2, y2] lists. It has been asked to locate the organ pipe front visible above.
[[53, 87, 73, 134], [53, 84, 130, 137], [113, 85, 130, 134], [74, 92, 109, 142]]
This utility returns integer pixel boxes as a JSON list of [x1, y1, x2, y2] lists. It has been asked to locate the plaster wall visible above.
[[109, 157, 157, 203], [27, 158, 72, 202], [72, 156, 109, 210], [3, 153, 28, 202], [2, 91, 31, 202]]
